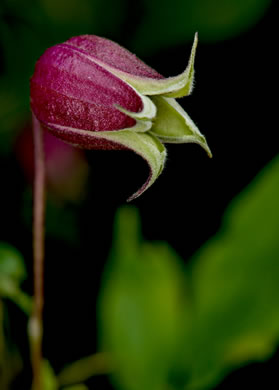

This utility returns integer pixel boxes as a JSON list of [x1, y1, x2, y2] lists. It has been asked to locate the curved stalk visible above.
[[29, 113, 46, 390]]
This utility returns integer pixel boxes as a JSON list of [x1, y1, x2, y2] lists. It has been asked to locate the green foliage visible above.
[[0, 242, 26, 283], [0, 1, 276, 389], [63, 385, 88, 390], [132, 0, 271, 53], [0, 243, 29, 389], [42, 360, 58, 390], [183, 155, 279, 389], [0, 299, 23, 390], [98, 155, 279, 390], [57, 353, 110, 387], [98, 207, 185, 390], [0, 242, 32, 315], [40, 359, 90, 390]]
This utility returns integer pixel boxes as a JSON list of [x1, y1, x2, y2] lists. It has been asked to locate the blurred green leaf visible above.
[[0, 242, 32, 315], [182, 155, 279, 389], [58, 352, 110, 387], [0, 242, 26, 284], [98, 156, 279, 390], [0, 300, 23, 390], [98, 207, 185, 390], [0, 243, 26, 387], [63, 385, 88, 390], [42, 359, 58, 390], [132, 0, 272, 54], [0, 277, 32, 315]]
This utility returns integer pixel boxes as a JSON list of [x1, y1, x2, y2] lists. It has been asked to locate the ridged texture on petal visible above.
[[30, 45, 144, 132], [65, 35, 164, 80], [65, 34, 198, 98]]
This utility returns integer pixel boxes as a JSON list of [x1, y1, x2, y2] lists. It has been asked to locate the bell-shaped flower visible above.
[[30, 33, 211, 201]]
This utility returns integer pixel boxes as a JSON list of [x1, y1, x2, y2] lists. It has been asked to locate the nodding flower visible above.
[[30, 33, 211, 201]]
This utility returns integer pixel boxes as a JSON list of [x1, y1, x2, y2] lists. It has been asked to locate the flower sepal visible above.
[[150, 96, 212, 157], [99, 33, 198, 99]]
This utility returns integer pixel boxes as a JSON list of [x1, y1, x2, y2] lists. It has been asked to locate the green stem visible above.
[[29, 113, 46, 390]]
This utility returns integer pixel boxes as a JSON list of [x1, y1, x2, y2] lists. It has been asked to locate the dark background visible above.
[[0, 0, 276, 388]]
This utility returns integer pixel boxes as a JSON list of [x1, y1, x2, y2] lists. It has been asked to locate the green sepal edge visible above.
[[150, 96, 212, 157], [47, 123, 167, 201], [94, 33, 198, 98], [115, 90, 157, 121]]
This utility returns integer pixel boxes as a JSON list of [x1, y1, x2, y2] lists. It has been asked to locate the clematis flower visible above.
[[30, 33, 211, 201]]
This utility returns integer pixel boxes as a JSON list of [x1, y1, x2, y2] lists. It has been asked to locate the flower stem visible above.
[[29, 114, 46, 390]]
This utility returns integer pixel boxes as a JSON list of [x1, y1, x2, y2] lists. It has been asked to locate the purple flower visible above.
[[30, 34, 211, 200]]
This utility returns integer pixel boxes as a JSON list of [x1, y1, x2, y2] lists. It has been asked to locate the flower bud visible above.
[[30, 34, 211, 200]]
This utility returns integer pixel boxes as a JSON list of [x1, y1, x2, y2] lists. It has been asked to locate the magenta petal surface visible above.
[[43, 122, 129, 151], [65, 35, 164, 80], [30, 45, 144, 132]]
